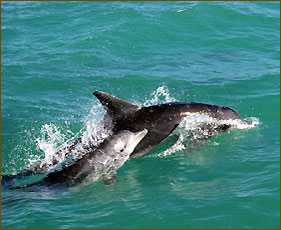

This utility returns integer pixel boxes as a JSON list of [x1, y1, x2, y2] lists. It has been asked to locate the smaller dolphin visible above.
[[10, 129, 148, 189]]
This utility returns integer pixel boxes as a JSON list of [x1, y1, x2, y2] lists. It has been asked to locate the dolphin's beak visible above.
[[127, 129, 148, 155], [134, 129, 148, 143], [127, 129, 148, 159], [130, 129, 148, 148]]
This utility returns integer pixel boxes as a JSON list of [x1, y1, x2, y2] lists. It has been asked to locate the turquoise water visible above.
[[1, 1, 280, 229]]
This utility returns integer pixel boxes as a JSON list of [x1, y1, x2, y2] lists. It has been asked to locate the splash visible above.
[[155, 115, 260, 158], [142, 86, 176, 106], [35, 124, 67, 162], [80, 103, 113, 148], [33, 102, 112, 171]]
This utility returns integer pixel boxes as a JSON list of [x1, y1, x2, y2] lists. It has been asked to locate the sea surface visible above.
[[1, 1, 280, 229]]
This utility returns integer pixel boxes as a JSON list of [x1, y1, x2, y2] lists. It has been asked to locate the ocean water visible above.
[[1, 1, 280, 229]]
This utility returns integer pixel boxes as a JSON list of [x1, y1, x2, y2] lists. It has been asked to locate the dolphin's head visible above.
[[113, 129, 148, 156], [104, 129, 148, 157]]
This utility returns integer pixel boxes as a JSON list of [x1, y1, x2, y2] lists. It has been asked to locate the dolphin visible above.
[[2, 90, 250, 180], [10, 129, 148, 189], [93, 91, 250, 158]]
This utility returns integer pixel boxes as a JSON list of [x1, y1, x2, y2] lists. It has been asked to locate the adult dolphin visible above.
[[93, 91, 250, 158]]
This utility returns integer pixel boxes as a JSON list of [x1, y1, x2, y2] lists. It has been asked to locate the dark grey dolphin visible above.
[[10, 129, 148, 189], [93, 91, 250, 158]]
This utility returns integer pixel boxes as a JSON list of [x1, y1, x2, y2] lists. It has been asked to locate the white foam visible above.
[[142, 86, 176, 107], [35, 124, 67, 162], [33, 102, 112, 170], [155, 114, 259, 158]]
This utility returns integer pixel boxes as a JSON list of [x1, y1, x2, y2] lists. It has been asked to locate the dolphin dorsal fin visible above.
[[93, 91, 141, 119]]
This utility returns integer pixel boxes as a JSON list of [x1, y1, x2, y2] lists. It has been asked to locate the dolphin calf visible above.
[[10, 129, 148, 189], [2, 90, 250, 180]]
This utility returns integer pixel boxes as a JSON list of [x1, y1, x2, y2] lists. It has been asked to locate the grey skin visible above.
[[10, 129, 148, 189], [93, 91, 250, 158], [2, 91, 250, 181]]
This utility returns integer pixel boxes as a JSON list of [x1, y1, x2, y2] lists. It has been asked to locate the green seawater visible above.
[[1, 1, 280, 229]]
